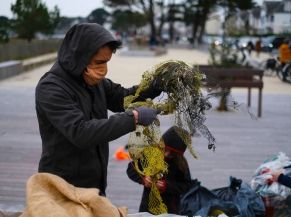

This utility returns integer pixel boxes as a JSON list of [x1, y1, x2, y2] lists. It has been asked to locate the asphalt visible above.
[[0, 48, 291, 215]]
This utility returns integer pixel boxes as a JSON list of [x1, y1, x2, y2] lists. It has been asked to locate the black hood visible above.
[[58, 23, 118, 78]]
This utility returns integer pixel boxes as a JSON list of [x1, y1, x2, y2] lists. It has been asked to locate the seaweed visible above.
[[125, 60, 216, 215]]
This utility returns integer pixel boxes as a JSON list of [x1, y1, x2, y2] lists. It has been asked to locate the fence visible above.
[[0, 39, 62, 62]]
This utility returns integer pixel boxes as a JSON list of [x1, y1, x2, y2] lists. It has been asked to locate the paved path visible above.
[[0, 48, 291, 214]]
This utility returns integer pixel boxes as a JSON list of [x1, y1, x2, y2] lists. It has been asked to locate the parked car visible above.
[[261, 36, 275, 52], [268, 37, 286, 51]]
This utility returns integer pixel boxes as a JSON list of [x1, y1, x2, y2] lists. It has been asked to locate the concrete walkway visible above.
[[0, 48, 290, 214]]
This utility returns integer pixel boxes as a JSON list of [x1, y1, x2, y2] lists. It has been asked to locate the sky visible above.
[[0, 0, 268, 19], [1, 0, 104, 18]]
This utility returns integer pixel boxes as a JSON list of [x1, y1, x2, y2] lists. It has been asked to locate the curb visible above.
[[0, 60, 23, 80], [0, 53, 57, 81], [23, 53, 57, 72]]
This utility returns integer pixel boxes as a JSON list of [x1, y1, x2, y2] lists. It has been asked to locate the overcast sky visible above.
[[1, 0, 104, 18], [1, 0, 266, 19]]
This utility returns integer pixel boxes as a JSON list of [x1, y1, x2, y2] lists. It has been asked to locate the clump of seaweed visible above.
[[125, 60, 215, 215], [125, 60, 216, 157]]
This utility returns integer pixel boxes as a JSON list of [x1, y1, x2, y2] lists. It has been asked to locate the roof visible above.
[[252, 6, 261, 18], [264, 1, 284, 14]]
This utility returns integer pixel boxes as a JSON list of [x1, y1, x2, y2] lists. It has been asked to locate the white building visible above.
[[205, 12, 223, 35], [263, 0, 291, 33], [205, 0, 291, 35]]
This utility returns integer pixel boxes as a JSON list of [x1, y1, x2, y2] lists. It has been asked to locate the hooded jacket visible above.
[[36, 23, 139, 195]]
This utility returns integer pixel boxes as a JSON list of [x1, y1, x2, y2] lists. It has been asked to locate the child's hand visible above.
[[260, 167, 271, 174], [156, 180, 166, 192], [143, 176, 152, 188]]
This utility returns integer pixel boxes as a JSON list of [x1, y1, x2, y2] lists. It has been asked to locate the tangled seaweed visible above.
[[124, 60, 216, 214], [125, 60, 216, 157]]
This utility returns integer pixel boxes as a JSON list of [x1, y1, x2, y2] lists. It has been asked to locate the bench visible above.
[[198, 65, 264, 117]]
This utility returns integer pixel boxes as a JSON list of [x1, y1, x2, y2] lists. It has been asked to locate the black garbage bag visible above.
[[179, 179, 240, 217], [212, 176, 265, 217]]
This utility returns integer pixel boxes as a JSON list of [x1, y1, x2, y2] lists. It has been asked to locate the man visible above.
[[35, 23, 161, 195], [255, 38, 262, 57]]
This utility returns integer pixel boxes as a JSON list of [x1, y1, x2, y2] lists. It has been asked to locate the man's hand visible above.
[[133, 106, 160, 126]]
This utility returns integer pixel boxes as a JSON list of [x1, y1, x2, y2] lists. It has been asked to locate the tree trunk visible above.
[[217, 88, 230, 111], [197, 9, 209, 44], [157, 2, 165, 38], [197, 20, 206, 44], [148, 0, 156, 38], [158, 18, 165, 38], [191, 14, 199, 46], [169, 21, 174, 42]]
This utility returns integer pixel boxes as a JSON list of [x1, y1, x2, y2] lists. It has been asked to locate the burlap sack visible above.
[[20, 173, 127, 217]]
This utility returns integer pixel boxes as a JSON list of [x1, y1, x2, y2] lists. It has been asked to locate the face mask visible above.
[[83, 64, 107, 86]]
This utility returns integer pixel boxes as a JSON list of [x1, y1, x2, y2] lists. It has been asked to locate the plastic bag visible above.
[[212, 177, 265, 217], [250, 152, 291, 214], [251, 152, 291, 201], [253, 152, 291, 177], [179, 179, 240, 217]]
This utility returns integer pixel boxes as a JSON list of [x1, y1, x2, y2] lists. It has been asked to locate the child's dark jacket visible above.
[[127, 158, 191, 214]]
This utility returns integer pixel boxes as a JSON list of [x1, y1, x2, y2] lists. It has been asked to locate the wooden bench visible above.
[[198, 65, 264, 117]]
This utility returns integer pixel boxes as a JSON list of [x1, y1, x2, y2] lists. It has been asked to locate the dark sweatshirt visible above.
[[36, 23, 158, 195]]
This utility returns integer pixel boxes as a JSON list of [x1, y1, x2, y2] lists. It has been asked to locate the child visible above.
[[126, 126, 192, 214]]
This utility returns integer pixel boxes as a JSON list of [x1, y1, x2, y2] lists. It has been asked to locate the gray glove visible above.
[[134, 106, 160, 126]]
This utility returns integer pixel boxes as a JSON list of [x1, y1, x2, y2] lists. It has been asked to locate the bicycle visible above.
[[239, 49, 280, 77], [277, 61, 291, 82]]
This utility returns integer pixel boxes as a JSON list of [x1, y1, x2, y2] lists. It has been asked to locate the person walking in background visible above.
[[278, 38, 291, 81], [255, 38, 262, 57], [247, 40, 254, 55], [35, 23, 162, 196], [126, 126, 192, 214]]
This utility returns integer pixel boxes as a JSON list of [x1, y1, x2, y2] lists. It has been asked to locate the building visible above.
[[263, 0, 291, 33], [205, 0, 291, 35]]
